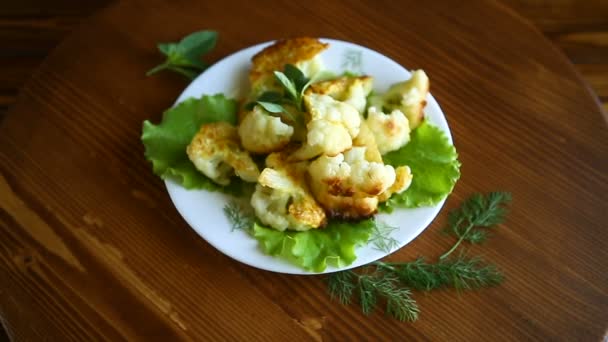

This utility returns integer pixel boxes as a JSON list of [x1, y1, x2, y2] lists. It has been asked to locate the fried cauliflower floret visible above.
[[238, 105, 294, 154], [306, 76, 373, 114], [368, 70, 429, 129], [308, 147, 396, 219], [249, 37, 328, 99], [378, 166, 413, 202], [251, 153, 326, 231], [353, 120, 382, 163], [291, 94, 361, 160], [366, 106, 411, 155], [187, 122, 260, 185]]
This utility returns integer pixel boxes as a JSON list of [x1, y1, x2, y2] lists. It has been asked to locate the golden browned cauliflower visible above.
[[306, 76, 373, 114], [248, 37, 328, 99], [187, 122, 260, 185], [378, 165, 413, 202], [291, 94, 361, 160], [353, 120, 383, 163], [238, 105, 294, 154], [366, 106, 411, 155], [368, 70, 429, 129], [251, 152, 326, 231], [308, 146, 397, 219]]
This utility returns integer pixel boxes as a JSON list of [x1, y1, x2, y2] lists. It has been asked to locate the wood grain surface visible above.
[[1, 0, 607, 340]]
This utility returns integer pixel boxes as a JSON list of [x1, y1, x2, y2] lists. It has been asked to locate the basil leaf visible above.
[[257, 91, 284, 103], [158, 43, 177, 56], [177, 31, 218, 62], [284, 64, 309, 91], [147, 30, 217, 79], [166, 65, 199, 80], [257, 101, 285, 113], [274, 71, 298, 100]]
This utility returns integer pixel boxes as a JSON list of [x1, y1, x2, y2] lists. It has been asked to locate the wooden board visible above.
[[1, 0, 606, 340]]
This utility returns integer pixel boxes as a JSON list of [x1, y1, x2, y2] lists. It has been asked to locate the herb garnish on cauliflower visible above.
[[249, 37, 328, 100]]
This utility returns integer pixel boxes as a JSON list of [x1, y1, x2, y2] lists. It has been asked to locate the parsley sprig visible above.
[[147, 30, 217, 80]]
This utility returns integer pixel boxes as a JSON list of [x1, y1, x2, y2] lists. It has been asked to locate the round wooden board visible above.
[[1, 0, 606, 340]]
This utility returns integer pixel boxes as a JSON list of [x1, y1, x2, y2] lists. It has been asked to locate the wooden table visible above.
[[1, 0, 607, 340]]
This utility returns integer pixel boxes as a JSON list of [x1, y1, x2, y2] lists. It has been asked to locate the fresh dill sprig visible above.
[[327, 270, 357, 304], [440, 192, 511, 259], [223, 201, 254, 232], [327, 255, 501, 321], [326, 191, 511, 322], [374, 255, 503, 291], [369, 219, 400, 253], [327, 269, 420, 321]]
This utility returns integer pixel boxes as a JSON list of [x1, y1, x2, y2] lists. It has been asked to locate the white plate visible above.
[[166, 38, 452, 274]]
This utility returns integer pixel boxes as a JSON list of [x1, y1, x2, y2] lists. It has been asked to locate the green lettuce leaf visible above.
[[382, 121, 461, 210], [253, 219, 375, 272], [141, 94, 243, 193]]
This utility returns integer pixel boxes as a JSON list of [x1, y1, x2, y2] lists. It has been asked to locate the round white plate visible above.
[[166, 38, 452, 274]]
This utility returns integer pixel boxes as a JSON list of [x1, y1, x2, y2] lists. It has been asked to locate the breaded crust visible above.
[[307, 76, 373, 99], [250, 37, 328, 84]]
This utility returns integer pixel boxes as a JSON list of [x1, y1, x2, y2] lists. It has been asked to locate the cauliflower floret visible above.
[[306, 76, 374, 114], [368, 70, 429, 129], [378, 166, 413, 202], [366, 106, 411, 155], [251, 153, 326, 231], [306, 94, 360, 137], [296, 54, 325, 80], [248, 37, 328, 99], [291, 94, 361, 160], [187, 122, 260, 185], [308, 146, 396, 219], [238, 105, 294, 154], [353, 120, 382, 163]]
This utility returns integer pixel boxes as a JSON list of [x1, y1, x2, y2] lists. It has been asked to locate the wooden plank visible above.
[[0, 0, 607, 339]]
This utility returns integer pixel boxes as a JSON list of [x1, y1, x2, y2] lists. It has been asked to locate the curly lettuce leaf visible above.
[[253, 219, 375, 272], [382, 121, 461, 210], [141, 94, 243, 193]]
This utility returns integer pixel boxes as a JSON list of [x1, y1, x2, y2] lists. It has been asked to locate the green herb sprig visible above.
[[327, 192, 511, 322], [328, 269, 420, 321], [223, 202, 253, 232], [247, 64, 312, 114], [274, 64, 312, 111], [147, 30, 218, 80], [327, 254, 502, 321], [440, 192, 511, 260], [369, 220, 400, 253], [374, 255, 503, 291]]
